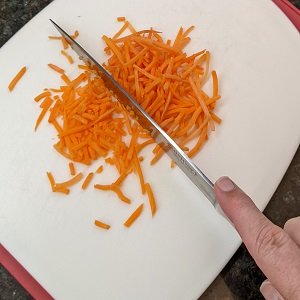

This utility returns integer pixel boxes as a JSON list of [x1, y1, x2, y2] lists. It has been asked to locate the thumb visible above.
[[214, 176, 300, 300], [214, 176, 265, 230]]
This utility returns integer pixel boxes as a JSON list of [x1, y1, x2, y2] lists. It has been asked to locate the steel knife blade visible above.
[[50, 19, 217, 207]]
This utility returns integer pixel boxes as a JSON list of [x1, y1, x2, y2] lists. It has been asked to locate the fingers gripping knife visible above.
[[50, 20, 220, 209]]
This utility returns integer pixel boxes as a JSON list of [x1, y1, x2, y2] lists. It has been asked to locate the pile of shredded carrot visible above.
[[33, 18, 221, 230], [103, 18, 221, 162]]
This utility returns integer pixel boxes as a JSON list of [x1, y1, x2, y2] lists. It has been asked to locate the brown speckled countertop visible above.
[[0, 1, 299, 299]]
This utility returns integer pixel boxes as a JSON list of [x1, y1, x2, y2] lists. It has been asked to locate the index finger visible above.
[[215, 177, 300, 300]]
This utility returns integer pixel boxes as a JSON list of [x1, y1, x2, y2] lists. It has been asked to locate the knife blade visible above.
[[50, 19, 217, 207]]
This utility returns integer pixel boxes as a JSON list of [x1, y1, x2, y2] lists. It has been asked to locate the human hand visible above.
[[215, 177, 300, 300]]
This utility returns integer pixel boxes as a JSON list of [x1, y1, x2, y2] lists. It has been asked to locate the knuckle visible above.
[[255, 222, 288, 257]]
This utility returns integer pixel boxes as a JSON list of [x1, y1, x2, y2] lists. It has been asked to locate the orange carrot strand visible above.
[[145, 183, 156, 216], [69, 162, 76, 176], [124, 204, 143, 227], [8, 66, 27, 91], [82, 173, 94, 190], [94, 220, 110, 230]]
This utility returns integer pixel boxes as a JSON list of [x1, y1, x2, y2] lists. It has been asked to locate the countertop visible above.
[[0, 1, 299, 299]]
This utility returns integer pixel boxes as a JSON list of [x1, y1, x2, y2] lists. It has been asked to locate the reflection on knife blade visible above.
[[50, 19, 216, 207]]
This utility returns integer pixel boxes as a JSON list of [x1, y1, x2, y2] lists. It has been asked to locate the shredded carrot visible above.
[[55, 173, 83, 189], [48, 63, 65, 74], [48, 36, 62, 40], [211, 70, 219, 98], [72, 30, 79, 39], [46, 172, 56, 191], [124, 204, 143, 227], [60, 73, 72, 85], [78, 64, 91, 71], [69, 162, 75, 176], [133, 150, 145, 194], [145, 183, 156, 216], [34, 91, 51, 102], [48, 36, 68, 49], [46, 171, 70, 194], [94, 219, 110, 230], [113, 21, 129, 40], [53, 186, 70, 195], [211, 112, 222, 124], [49, 30, 79, 49], [62, 38, 69, 49], [103, 20, 221, 164], [111, 186, 131, 204], [34, 18, 222, 230], [94, 184, 131, 204], [61, 50, 74, 64], [82, 172, 94, 190], [35, 97, 53, 130], [8, 66, 27, 91], [96, 165, 103, 173]]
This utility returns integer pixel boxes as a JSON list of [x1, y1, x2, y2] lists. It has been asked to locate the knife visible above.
[[50, 19, 217, 207]]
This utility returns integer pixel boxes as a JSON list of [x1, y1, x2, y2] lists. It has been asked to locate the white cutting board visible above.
[[0, 0, 299, 299]]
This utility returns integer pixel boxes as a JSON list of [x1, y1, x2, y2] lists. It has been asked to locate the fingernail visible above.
[[260, 280, 284, 300], [216, 176, 235, 192]]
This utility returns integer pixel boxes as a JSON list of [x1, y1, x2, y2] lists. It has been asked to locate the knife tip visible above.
[[49, 19, 57, 26]]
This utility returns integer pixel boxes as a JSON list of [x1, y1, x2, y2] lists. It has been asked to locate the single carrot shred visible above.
[[94, 184, 131, 204], [53, 186, 70, 194], [94, 219, 110, 230], [211, 70, 219, 97], [133, 151, 145, 194], [96, 165, 103, 173], [211, 112, 222, 124], [35, 97, 53, 130], [78, 64, 91, 70], [82, 172, 94, 190], [117, 17, 126, 22], [72, 30, 80, 39], [113, 21, 129, 40], [124, 204, 144, 227], [48, 63, 65, 74], [46, 172, 56, 191], [145, 183, 156, 216], [48, 36, 62, 40], [69, 162, 76, 176], [8, 66, 27, 91], [55, 173, 83, 189], [61, 38, 69, 49], [34, 91, 51, 102], [61, 50, 74, 64]]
